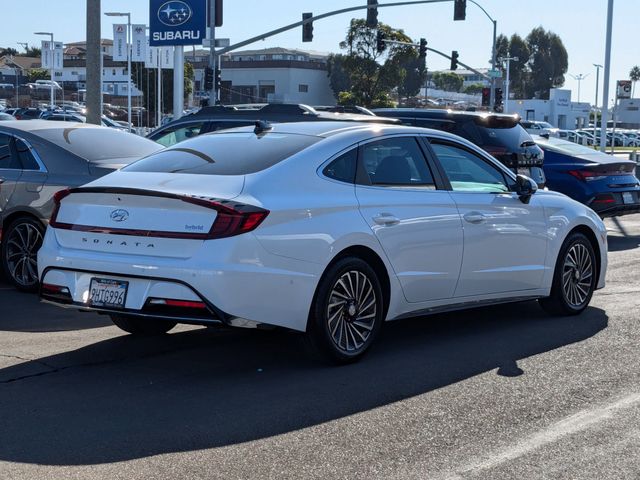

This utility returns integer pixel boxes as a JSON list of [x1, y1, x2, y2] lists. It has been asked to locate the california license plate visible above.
[[89, 278, 128, 309], [622, 192, 634, 204]]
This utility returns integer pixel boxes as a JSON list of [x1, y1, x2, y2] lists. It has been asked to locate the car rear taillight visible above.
[[592, 194, 616, 204], [181, 196, 269, 239], [49, 188, 71, 225], [148, 298, 207, 309], [567, 170, 607, 182], [483, 146, 508, 158]]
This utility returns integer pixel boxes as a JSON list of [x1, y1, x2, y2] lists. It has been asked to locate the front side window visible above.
[[361, 137, 434, 187], [154, 123, 205, 147], [430, 141, 510, 193]]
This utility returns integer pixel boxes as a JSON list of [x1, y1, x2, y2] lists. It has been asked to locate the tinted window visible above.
[[0, 134, 14, 168], [456, 120, 532, 150], [209, 121, 256, 132], [154, 122, 205, 147], [323, 149, 357, 183], [125, 132, 320, 175], [33, 127, 163, 161], [408, 118, 456, 133], [361, 137, 434, 187], [15, 139, 40, 170], [431, 142, 510, 193]]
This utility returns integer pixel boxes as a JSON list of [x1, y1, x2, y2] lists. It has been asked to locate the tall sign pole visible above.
[[86, 0, 101, 125], [209, 0, 217, 104], [173, 47, 184, 118], [599, 0, 614, 152]]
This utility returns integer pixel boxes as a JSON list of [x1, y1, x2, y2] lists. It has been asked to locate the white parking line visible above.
[[440, 391, 640, 479]]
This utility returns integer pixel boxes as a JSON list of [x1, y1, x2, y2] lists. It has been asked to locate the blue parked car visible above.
[[534, 135, 640, 217]]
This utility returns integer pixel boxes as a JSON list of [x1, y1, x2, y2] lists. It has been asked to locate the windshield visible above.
[[34, 126, 163, 161]]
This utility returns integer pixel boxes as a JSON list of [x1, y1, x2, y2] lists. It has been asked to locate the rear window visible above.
[[124, 132, 320, 175], [460, 121, 532, 149], [33, 127, 163, 161]]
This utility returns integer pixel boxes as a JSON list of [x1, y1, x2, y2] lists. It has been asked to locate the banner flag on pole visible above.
[[53, 42, 64, 70], [113, 24, 128, 61], [131, 24, 147, 62], [41, 41, 52, 69]]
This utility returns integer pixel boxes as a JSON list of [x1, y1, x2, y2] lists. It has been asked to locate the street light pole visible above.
[[593, 63, 603, 128], [467, 0, 497, 110], [105, 12, 132, 132], [34, 32, 54, 109], [569, 73, 590, 103]]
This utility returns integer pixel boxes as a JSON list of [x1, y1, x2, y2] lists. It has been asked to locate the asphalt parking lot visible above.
[[1, 216, 640, 480]]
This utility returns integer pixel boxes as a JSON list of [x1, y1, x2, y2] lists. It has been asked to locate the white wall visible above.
[[510, 89, 591, 129]]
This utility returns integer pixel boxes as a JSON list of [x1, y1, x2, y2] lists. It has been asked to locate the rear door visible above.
[[0, 133, 22, 214], [354, 135, 463, 303], [427, 138, 548, 298]]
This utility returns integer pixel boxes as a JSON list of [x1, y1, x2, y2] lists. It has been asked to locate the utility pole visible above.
[[600, 0, 614, 152], [208, 1, 217, 104], [86, 0, 101, 125], [499, 54, 518, 113]]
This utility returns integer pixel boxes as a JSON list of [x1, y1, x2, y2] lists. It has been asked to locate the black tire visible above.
[[110, 314, 177, 335], [1, 216, 45, 292], [305, 257, 384, 364], [539, 232, 597, 316]]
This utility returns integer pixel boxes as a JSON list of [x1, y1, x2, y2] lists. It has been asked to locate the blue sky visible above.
[[3, 0, 637, 105]]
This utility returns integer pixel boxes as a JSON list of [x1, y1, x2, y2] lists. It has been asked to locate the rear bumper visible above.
[[38, 228, 323, 332], [589, 191, 640, 218]]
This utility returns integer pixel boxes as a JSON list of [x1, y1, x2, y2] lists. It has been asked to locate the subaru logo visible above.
[[158, 1, 193, 27], [110, 209, 129, 222]]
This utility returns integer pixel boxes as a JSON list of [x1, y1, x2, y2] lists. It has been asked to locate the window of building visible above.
[[112, 69, 116, 75], [298, 84, 309, 93]]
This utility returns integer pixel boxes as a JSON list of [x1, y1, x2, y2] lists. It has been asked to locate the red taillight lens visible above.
[[567, 170, 606, 182], [592, 194, 616, 204], [49, 188, 71, 225], [181, 196, 269, 239]]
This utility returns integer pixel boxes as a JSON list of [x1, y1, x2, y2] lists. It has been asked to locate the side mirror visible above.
[[515, 174, 538, 204]]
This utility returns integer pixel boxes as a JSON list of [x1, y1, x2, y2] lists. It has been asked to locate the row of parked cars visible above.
[[521, 120, 640, 148], [0, 103, 633, 362]]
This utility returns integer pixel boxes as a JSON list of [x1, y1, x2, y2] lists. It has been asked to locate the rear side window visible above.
[[125, 132, 320, 175], [0, 134, 12, 168], [323, 149, 357, 183], [15, 139, 40, 170], [360, 137, 435, 187]]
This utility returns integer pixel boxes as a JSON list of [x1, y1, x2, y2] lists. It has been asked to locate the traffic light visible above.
[[450, 50, 459, 70], [302, 13, 313, 42], [366, 0, 378, 27], [453, 0, 466, 21], [215, 68, 222, 90], [481, 87, 491, 107], [376, 30, 386, 54], [214, 0, 223, 27], [418, 38, 427, 58], [494, 87, 503, 111], [204, 66, 214, 91]]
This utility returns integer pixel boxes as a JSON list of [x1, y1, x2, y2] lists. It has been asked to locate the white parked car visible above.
[[39, 122, 608, 362]]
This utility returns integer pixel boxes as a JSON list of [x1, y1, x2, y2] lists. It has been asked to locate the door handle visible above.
[[463, 212, 486, 224], [373, 213, 400, 226]]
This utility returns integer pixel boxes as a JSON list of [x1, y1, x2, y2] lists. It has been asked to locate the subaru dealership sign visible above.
[[149, 0, 207, 46]]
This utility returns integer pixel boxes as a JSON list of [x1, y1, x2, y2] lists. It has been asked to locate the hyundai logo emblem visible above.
[[158, 1, 193, 27], [110, 209, 129, 222]]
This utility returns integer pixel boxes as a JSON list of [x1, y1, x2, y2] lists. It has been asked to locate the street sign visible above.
[[488, 69, 502, 78], [149, 0, 208, 46], [617, 80, 632, 99]]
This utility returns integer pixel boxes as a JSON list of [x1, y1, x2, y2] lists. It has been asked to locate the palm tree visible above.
[[630, 66, 640, 98]]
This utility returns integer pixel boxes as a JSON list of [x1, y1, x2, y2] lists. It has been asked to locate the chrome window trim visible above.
[[12, 134, 48, 173]]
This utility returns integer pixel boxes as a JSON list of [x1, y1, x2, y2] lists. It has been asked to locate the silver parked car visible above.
[[0, 120, 164, 291]]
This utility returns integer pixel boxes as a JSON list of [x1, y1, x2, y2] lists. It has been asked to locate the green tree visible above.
[[0, 47, 19, 57], [27, 68, 50, 83], [506, 34, 530, 98], [24, 47, 41, 58], [329, 19, 417, 107], [432, 71, 464, 92], [463, 83, 485, 95], [525, 27, 568, 98], [326, 54, 352, 99], [630, 66, 640, 97]]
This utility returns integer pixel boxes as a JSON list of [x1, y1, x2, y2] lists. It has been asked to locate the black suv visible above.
[[147, 103, 399, 147], [373, 108, 546, 187]]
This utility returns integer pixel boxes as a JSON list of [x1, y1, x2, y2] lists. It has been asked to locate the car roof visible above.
[[0, 120, 101, 133], [372, 107, 521, 122], [205, 120, 462, 141]]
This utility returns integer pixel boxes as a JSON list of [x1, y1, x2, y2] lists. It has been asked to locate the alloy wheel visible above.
[[326, 270, 377, 353], [562, 243, 593, 308], [5, 222, 43, 288]]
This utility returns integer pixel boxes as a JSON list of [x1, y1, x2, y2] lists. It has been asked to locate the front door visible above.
[[428, 139, 548, 298], [355, 136, 463, 303]]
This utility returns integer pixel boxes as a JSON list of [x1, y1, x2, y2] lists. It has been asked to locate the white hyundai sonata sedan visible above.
[[39, 121, 608, 363]]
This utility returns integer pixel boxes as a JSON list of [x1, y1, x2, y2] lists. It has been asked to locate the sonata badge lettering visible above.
[[110, 209, 130, 222]]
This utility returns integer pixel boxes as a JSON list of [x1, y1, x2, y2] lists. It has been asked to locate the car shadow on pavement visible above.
[[0, 301, 607, 466], [0, 287, 112, 332], [607, 234, 640, 252]]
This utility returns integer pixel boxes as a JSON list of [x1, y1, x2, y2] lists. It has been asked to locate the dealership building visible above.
[[508, 88, 592, 130]]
